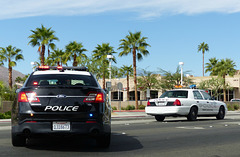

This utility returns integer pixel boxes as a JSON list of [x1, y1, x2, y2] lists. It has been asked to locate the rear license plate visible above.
[[53, 122, 70, 131]]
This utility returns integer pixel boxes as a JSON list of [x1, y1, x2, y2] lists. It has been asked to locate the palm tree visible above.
[[216, 59, 236, 102], [0, 45, 24, 89], [47, 49, 65, 66], [198, 42, 209, 76], [205, 58, 236, 101], [92, 43, 117, 89], [28, 25, 59, 66], [119, 65, 133, 100], [65, 41, 87, 66], [158, 66, 192, 90], [118, 31, 150, 109], [205, 57, 218, 75]]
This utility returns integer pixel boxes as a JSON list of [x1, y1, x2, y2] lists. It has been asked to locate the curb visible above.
[[0, 119, 11, 122], [113, 110, 145, 112]]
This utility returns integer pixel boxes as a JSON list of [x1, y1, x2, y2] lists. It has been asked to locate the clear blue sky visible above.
[[0, 0, 240, 76]]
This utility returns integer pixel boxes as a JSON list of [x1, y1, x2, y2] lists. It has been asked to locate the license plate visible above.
[[53, 122, 70, 131]]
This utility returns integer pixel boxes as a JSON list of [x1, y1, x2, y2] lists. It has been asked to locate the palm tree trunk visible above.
[[202, 52, 204, 77], [103, 71, 106, 90], [133, 48, 138, 109], [41, 44, 45, 66], [223, 75, 226, 102], [73, 53, 77, 66], [8, 61, 12, 89], [127, 74, 129, 101]]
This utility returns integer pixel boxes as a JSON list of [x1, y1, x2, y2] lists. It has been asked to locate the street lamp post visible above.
[[179, 62, 184, 86], [107, 55, 113, 107]]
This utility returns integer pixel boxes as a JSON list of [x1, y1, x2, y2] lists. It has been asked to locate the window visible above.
[[160, 91, 188, 98], [150, 91, 158, 99], [200, 91, 211, 100], [27, 74, 98, 87], [193, 91, 203, 100]]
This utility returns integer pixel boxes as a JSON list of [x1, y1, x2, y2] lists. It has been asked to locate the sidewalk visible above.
[[112, 110, 151, 120]]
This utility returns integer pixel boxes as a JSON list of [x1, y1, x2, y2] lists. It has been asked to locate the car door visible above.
[[193, 91, 206, 115], [200, 91, 217, 114]]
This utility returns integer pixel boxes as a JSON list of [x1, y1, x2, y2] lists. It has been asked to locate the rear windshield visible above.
[[26, 74, 98, 87], [160, 90, 188, 98]]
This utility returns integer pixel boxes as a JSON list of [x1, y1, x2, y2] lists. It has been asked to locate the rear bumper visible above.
[[12, 121, 111, 137], [145, 106, 190, 116]]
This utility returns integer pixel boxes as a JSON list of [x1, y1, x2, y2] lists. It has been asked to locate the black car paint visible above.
[[11, 71, 111, 147]]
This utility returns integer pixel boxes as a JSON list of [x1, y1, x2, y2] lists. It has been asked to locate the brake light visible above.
[[147, 101, 151, 106], [84, 92, 104, 103], [173, 99, 181, 106], [18, 91, 40, 103], [18, 92, 28, 102], [33, 81, 38, 85]]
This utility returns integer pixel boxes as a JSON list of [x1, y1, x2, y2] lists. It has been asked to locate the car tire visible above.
[[187, 107, 198, 121], [216, 106, 225, 120], [96, 133, 111, 148], [12, 133, 26, 147], [155, 115, 165, 121]]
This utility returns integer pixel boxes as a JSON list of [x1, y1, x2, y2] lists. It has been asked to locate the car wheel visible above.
[[155, 115, 165, 121], [96, 133, 111, 148], [216, 106, 225, 120], [187, 107, 198, 121], [12, 133, 26, 147]]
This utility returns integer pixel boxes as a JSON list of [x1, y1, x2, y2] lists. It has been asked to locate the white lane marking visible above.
[[176, 126, 205, 130]]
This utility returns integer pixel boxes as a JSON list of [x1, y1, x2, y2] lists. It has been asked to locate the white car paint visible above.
[[145, 89, 227, 121]]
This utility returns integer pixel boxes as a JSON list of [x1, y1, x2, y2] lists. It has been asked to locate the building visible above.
[[98, 73, 240, 103]]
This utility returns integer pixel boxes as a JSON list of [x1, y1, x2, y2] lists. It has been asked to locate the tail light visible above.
[[84, 92, 104, 103], [147, 101, 151, 106], [18, 91, 40, 103], [173, 99, 181, 106]]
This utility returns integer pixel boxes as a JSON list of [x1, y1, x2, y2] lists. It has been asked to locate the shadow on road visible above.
[[26, 133, 143, 152], [154, 118, 221, 123]]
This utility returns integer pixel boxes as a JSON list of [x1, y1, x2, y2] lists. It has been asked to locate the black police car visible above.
[[11, 66, 111, 147]]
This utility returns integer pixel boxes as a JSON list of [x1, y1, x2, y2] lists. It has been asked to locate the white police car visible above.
[[145, 89, 227, 121], [12, 66, 111, 147]]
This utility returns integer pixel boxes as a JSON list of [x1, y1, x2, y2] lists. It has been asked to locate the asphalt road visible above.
[[1, 113, 240, 157]]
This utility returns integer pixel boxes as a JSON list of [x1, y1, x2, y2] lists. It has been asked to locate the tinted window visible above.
[[193, 91, 203, 100], [26, 74, 98, 87], [160, 91, 188, 98], [200, 91, 211, 100]]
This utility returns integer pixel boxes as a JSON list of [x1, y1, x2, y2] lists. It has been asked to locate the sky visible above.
[[1, 0, 240, 77]]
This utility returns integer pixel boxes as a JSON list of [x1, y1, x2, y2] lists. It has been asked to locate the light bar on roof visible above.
[[36, 66, 88, 71]]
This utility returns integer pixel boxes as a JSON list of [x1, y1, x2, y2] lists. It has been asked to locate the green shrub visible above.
[[138, 105, 146, 110], [227, 103, 234, 111], [227, 103, 240, 111], [112, 106, 117, 110], [234, 104, 240, 110], [0, 111, 11, 119], [121, 107, 126, 110], [126, 105, 135, 110]]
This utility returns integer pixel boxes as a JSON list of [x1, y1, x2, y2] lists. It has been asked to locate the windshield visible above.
[[160, 90, 188, 98], [26, 74, 98, 87]]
